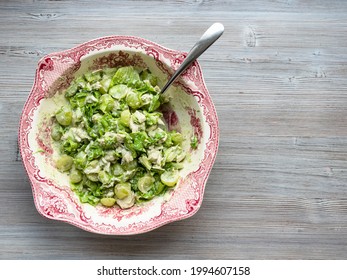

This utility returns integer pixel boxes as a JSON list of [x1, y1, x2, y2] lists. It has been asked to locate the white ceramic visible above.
[[18, 36, 219, 235]]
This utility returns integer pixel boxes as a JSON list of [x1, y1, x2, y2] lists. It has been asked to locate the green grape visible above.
[[55, 106, 72, 126], [160, 170, 179, 187], [70, 167, 82, 183], [125, 90, 142, 109], [109, 84, 130, 100], [51, 123, 63, 141], [100, 197, 116, 207], [55, 154, 73, 172], [114, 182, 131, 199], [138, 174, 155, 193], [86, 173, 99, 182], [171, 131, 183, 144]]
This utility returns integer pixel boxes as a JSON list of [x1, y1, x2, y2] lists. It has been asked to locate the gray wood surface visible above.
[[1, 0, 347, 259]]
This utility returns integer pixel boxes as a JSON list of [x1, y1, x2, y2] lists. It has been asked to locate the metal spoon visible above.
[[160, 22, 224, 94]]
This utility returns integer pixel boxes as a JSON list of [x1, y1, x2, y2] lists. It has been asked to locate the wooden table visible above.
[[1, 0, 347, 259]]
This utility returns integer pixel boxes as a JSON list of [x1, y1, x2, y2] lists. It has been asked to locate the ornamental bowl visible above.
[[18, 35, 219, 235]]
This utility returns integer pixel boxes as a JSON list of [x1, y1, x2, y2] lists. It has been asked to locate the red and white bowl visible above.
[[18, 36, 219, 235]]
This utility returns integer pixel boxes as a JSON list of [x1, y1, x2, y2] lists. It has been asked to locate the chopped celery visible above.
[[191, 135, 199, 149], [111, 66, 140, 86]]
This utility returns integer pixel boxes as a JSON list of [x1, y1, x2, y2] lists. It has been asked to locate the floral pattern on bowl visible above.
[[18, 36, 219, 235]]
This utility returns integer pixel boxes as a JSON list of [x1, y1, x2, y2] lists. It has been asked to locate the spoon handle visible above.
[[160, 22, 224, 94]]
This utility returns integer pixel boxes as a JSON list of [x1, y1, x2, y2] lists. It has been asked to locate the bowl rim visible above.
[[18, 35, 219, 235]]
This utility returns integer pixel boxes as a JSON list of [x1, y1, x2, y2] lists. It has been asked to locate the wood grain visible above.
[[1, 0, 347, 259]]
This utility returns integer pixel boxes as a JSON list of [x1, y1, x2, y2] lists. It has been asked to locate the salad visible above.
[[51, 66, 186, 209]]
